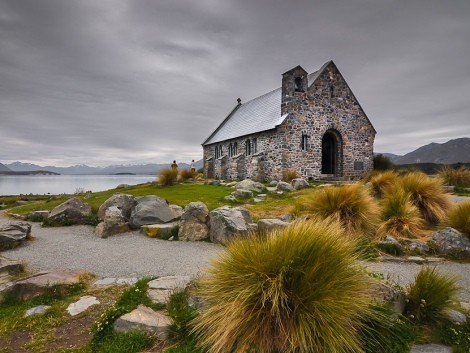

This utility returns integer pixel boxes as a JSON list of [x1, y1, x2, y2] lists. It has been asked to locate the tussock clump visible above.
[[378, 188, 424, 238], [192, 219, 374, 353], [282, 168, 299, 182], [445, 200, 470, 236], [405, 267, 460, 323], [179, 169, 197, 181], [439, 166, 470, 188], [302, 184, 379, 237], [158, 168, 178, 186], [369, 170, 398, 198], [397, 172, 451, 225]]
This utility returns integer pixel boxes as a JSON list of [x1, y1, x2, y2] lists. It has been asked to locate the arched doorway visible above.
[[321, 130, 342, 175]]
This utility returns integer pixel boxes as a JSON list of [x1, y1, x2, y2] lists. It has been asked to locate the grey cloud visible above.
[[0, 0, 469, 166]]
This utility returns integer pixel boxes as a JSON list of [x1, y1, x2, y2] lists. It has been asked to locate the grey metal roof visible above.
[[202, 62, 329, 146]]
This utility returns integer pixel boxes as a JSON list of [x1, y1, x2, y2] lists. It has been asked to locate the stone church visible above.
[[202, 61, 376, 181]]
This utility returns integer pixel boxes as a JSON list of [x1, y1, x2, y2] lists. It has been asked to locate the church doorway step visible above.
[[321, 129, 342, 176]]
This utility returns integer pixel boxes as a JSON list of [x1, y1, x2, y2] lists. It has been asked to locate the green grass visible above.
[[90, 278, 162, 351], [0, 279, 89, 352], [4, 183, 233, 217], [405, 267, 460, 324]]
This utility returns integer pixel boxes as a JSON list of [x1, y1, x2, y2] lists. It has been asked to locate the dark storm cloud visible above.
[[1, 0, 469, 166]]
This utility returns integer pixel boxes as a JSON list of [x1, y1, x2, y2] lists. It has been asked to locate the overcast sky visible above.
[[1, 0, 469, 167]]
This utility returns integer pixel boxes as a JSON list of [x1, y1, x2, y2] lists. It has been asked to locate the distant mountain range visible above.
[[2, 138, 468, 175], [0, 163, 11, 172], [2, 160, 203, 175], [377, 137, 470, 165]]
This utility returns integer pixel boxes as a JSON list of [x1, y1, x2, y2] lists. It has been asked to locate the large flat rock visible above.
[[410, 344, 452, 353], [1, 270, 82, 302]]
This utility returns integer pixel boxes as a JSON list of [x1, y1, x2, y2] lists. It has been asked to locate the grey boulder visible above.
[[257, 219, 289, 234], [48, 198, 92, 224], [0, 222, 31, 251], [98, 193, 135, 221], [276, 181, 294, 192], [129, 196, 180, 229], [179, 202, 210, 241], [95, 206, 130, 238], [429, 227, 470, 259], [235, 179, 265, 193], [291, 178, 309, 190], [209, 206, 253, 245]]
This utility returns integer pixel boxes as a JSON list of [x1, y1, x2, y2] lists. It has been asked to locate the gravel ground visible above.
[[1, 216, 223, 279], [2, 215, 470, 302]]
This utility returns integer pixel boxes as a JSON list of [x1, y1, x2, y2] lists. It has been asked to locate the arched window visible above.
[[233, 142, 238, 156], [252, 138, 257, 154], [245, 139, 251, 156], [228, 143, 233, 157], [215, 145, 222, 159]]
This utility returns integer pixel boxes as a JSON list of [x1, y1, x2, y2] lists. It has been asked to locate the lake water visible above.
[[0, 175, 157, 195]]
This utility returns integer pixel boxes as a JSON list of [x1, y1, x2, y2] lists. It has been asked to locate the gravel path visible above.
[[1, 216, 223, 279], [2, 215, 470, 302]]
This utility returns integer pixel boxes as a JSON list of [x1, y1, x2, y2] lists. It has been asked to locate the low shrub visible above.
[[180, 169, 197, 182], [405, 267, 460, 324], [445, 200, 470, 236], [192, 219, 374, 353], [378, 188, 424, 238], [360, 304, 416, 353], [369, 170, 398, 198], [302, 184, 380, 237], [439, 166, 470, 188], [397, 172, 452, 225], [159, 168, 178, 186], [373, 154, 394, 171], [282, 168, 299, 182]]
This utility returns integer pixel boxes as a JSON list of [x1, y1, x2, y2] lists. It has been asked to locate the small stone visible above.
[[276, 181, 294, 192], [93, 278, 117, 287], [113, 304, 172, 339], [407, 256, 425, 264], [24, 305, 51, 317], [148, 276, 191, 290], [66, 296, 100, 316], [141, 223, 177, 239], [116, 278, 138, 286], [257, 219, 289, 234], [444, 308, 467, 324], [410, 344, 452, 353], [66, 295, 100, 316]]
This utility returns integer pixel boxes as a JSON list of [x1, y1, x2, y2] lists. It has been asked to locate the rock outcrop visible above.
[[235, 179, 265, 193], [291, 178, 309, 190]]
